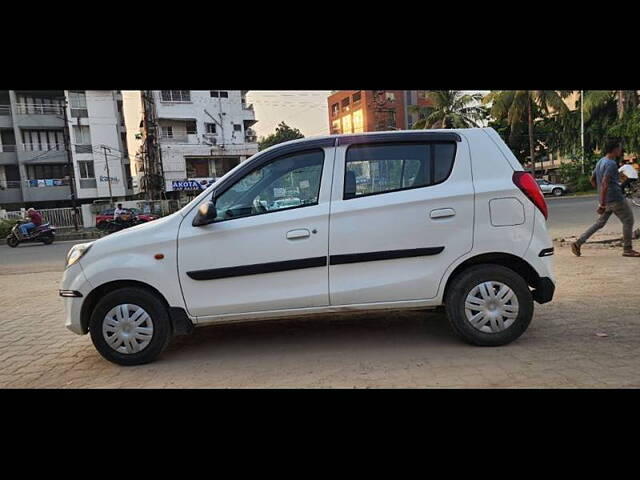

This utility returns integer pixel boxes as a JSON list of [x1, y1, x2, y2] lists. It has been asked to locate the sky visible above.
[[246, 91, 489, 140], [246, 91, 332, 139]]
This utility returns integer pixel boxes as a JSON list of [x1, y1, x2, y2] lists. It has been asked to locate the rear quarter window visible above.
[[344, 142, 456, 199]]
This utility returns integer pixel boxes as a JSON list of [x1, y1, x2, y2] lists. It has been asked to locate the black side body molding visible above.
[[187, 257, 328, 281], [330, 247, 445, 265]]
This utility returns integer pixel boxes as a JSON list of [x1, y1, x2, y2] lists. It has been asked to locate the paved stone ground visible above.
[[1, 243, 640, 388]]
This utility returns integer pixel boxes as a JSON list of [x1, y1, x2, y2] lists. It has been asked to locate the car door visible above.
[[538, 180, 551, 194], [328, 134, 474, 305], [178, 146, 334, 318]]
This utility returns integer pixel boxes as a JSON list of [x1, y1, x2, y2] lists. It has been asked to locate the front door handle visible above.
[[430, 208, 456, 219], [286, 229, 310, 240]]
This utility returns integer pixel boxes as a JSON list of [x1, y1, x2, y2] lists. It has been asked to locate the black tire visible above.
[[552, 188, 563, 197], [89, 287, 171, 366], [6, 235, 19, 248], [445, 264, 533, 346], [41, 234, 54, 245]]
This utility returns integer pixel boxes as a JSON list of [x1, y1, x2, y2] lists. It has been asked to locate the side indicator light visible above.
[[154, 254, 165, 260]]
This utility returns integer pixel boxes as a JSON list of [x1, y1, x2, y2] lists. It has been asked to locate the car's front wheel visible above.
[[552, 188, 564, 197], [445, 264, 533, 346], [89, 287, 171, 365]]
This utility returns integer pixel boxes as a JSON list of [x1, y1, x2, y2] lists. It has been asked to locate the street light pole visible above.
[[101, 145, 114, 205], [581, 90, 585, 174]]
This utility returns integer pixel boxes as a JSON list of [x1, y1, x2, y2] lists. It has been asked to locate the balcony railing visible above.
[[0, 105, 11, 116], [0, 144, 17, 152], [22, 143, 66, 152], [0, 180, 21, 189], [75, 144, 93, 154], [15, 103, 64, 115], [25, 178, 70, 188]]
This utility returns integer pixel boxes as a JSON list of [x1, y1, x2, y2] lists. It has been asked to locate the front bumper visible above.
[[60, 263, 93, 335]]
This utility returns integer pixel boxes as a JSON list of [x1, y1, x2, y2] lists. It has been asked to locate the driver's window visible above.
[[213, 149, 324, 222]]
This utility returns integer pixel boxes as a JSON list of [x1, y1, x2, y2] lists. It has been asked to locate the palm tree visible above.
[[483, 90, 571, 175], [409, 91, 485, 130], [584, 90, 637, 121]]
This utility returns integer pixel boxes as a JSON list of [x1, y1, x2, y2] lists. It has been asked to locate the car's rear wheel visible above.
[[445, 264, 533, 346], [552, 188, 563, 197], [89, 287, 171, 365], [41, 234, 54, 245]]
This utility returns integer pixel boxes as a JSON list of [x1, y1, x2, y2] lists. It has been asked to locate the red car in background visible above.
[[95, 208, 159, 229]]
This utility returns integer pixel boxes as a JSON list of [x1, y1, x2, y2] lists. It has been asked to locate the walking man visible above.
[[572, 142, 640, 257]]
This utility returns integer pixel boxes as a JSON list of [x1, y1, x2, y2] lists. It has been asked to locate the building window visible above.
[[233, 124, 242, 132], [22, 129, 65, 151], [352, 109, 364, 133], [352, 91, 362, 103], [73, 125, 92, 153], [160, 90, 191, 102], [69, 91, 88, 117], [210, 91, 229, 98], [162, 126, 173, 138], [78, 160, 95, 179], [331, 120, 341, 135], [69, 91, 87, 109], [186, 158, 211, 178], [386, 92, 396, 102], [331, 103, 339, 117], [342, 114, 352, 134], [341, 97, 350, 112], [186, 121, 197, 135], [206, 123, 217, 134], [27, 163, 67, 180]]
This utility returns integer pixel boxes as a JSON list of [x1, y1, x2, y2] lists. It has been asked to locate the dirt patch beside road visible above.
[[1, 244, 639, 388]]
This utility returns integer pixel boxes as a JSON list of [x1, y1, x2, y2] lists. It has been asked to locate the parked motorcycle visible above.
[[99, 210, 142, 235], [624, 181, 640, 207], [6, 221, 56, 248]]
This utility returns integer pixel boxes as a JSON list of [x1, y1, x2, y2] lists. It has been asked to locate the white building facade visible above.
[[153, 90, 258, 197], [0, 89, 132, 209]]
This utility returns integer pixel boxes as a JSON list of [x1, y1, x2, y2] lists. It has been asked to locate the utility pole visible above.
[[101, 145, 114, 204], [61, 97, 79, 231], [580, 90, 585, 174]]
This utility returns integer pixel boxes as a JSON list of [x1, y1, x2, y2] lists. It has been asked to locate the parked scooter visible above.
[[6, 221, 56, 247], [99, 210, 142, 235]]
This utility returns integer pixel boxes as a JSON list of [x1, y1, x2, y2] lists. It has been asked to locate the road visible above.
[[546, 194, 624, 239]]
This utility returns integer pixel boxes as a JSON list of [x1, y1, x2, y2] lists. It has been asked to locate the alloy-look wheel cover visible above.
[[464, 281, 519, 333], [102, 304, 154, 354]]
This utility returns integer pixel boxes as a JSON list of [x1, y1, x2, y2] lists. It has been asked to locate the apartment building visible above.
[[328, 90, 432, 135], [0, 90, 133, 210], [145, 90, 258, 197]]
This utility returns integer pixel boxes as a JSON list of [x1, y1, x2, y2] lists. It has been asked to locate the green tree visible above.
[[410, 91, 485, 129], [483, 90, 571, 175], [258, 122, 304, 151]]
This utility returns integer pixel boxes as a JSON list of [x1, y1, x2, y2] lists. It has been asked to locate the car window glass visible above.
[[344, 142, 455, 199], [213, 150, 324, 222]]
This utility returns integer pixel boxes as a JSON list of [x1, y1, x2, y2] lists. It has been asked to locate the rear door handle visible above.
[[430, 208, 456, 219], [286, 229, 310, 240]]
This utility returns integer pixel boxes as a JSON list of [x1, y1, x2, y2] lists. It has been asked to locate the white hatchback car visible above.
[[61, 128, 555, 365]]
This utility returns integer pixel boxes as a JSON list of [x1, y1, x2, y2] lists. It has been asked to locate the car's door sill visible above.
[[194, 298, 440, 326]]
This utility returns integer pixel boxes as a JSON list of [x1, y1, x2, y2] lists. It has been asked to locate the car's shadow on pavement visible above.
[[160, 310, 461, 364]]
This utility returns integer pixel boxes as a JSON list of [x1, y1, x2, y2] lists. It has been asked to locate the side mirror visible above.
[[192, 201, 218, 227]]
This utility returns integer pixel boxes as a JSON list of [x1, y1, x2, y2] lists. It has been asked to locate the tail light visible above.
[[513, 171, 548, 220]]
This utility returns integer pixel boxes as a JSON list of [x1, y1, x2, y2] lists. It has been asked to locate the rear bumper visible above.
[[532, 277, 555, 304]]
